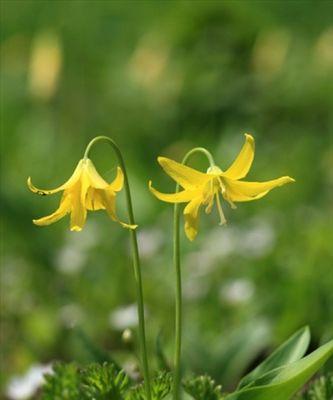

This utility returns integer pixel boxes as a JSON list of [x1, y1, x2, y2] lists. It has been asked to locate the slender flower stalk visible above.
[[83, 136, 152, 400], [28, 136, 151, 400], [172, 148, 216, 400], [149, 135, 295, 400]]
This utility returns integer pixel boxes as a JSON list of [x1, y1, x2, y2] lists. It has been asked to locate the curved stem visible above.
[[84, 136, 152, 400], [173, 147, 215, 400]]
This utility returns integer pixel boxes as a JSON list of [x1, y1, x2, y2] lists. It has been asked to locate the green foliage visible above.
[[238, 326, 310, 389], [39, 332, 333, 400], [127, 371, 172, 400], [294, 373, 333, 400], [80, 364, 130, 399], [41, 362, 129, 400], [225, 340, 333, 400], [40, 363, 82, 400], [40, 363, 171, 400], [183, 375, 224, 400]]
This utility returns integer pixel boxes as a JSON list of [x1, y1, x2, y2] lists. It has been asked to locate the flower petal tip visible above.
[[186, 234, 196, 242], [157, 156, 168, 166], [121, 222, 138, 230], [70, 226, 82, 232], [27, 177, 36, 193], [283, 176, 296, 184], [244, 133, 254, 142], [27, 177, 55, 195]]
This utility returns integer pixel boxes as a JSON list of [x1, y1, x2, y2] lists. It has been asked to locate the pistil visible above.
[[215, 192, 226, 225]]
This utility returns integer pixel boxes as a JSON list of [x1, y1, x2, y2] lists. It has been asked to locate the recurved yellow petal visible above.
[[224, 176, 295, 202], [85, 186, 136, 229], [109, 167, 124, 192], [149, 181, 200, 203], [27, 160, 84, 195], [224, 134, 255, 180], [158, 157, 209, 189], [33, 194, 70, 226], [29, 155, 129, 231], [85, 187, 105, 210], [100, 188, 137, 229], [85, 159, 109, 189], [70, 177, 90, 232], [149, 134, 295, 240], [184, 197, 202, 241]]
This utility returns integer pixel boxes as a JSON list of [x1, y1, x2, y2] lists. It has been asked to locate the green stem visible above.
[[173, 147, 215, 400], [84, 136, 152, 400]]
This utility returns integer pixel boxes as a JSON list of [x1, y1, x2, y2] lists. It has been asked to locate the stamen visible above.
[[228, 198, 237, 210], [202, 179, 213, 203], [215, 193, 227, 225], [218, 177, 237, 209], [218, 176, 226, 195], [205, 198, 214, 214]]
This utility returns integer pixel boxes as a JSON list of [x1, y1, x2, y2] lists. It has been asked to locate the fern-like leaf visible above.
[[183, 375, 225, 400]]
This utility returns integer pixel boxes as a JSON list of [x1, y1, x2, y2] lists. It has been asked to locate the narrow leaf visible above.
[[239, 326, 310, 389], [225, 339, 333, 400]]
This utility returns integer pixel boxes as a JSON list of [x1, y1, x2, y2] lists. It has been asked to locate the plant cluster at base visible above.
[[38, 363, 333, 400], [40, 363, 171, 400], [183, 375, 225, 400], [28, 135, 332, 400], [38, 327, 333, 400]]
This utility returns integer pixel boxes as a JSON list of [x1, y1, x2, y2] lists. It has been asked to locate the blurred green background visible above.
[[1, 0, 333, 397]]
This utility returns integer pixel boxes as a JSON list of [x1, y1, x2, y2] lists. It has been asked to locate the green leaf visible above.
[[238, 326, 310, 389], [225, 339, 333, 400]]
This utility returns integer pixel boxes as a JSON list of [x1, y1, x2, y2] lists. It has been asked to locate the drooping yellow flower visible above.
[[28, 158, 135, 231], [149, 134, 295, 241]]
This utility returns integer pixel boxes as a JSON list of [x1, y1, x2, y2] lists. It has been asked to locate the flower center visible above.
[[207, 165, 223, 175], [205, 166, 227, 225]]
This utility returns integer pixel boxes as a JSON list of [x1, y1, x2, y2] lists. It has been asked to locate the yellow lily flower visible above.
[[28, 158, 135, 231], [149, 134, 295, 241]]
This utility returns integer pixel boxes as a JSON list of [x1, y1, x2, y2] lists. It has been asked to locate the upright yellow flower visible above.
[[149, 134, 295, 241], [28, 158, 135, 231]]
